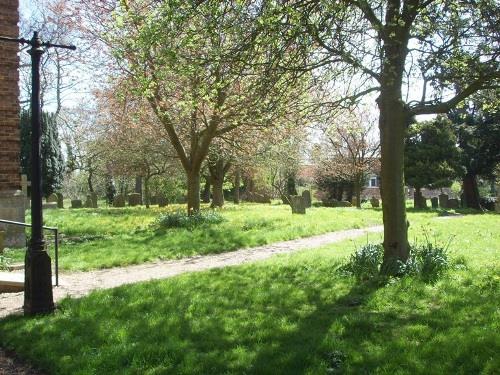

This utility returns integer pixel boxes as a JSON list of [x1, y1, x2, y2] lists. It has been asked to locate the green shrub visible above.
[[155, 210, 225, 230], [340, 240, 451, 282], [0, 254, 10, 270], [338, 243, 383, 280]]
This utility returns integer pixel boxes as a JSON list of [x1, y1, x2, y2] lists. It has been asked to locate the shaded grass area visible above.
[[1, 213, 498, 374], [6, 203, 384, 271]]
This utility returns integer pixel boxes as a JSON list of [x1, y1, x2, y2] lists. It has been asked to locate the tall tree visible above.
[[404, 117, 461, 209], [20, 109, 65, 197], [107, 0, 305, 214], [449, 90, 500, 209], [283, 0, 499, 272], [314, 109, 380, 208]]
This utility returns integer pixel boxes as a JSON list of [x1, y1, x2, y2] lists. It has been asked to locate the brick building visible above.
[[0, 0, 25, 247]]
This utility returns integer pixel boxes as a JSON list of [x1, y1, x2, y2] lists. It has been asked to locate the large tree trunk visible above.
[[209, 159, 228, 208], [354, 176, 362, 208], [233, 168, 240, 204], [286, 174, 298, 196], [201, 177, 211, 203], [462, 172, 481, 209], [144, 176, 150, 209], [187, 170, 201, 214], [211, 178, 224, 208], [87, 169, 94, 193], [378, 92, 410, 273]]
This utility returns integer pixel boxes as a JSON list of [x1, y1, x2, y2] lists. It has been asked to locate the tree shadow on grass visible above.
[[1, 266, 498, 374]]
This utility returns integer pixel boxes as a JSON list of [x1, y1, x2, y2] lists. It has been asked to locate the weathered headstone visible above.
[[302, 190, 312, 208], [21, 174, 31, 209], [438, 193, 448, 208], [46, 193, 58, 203], [431, 197, 439, 209], [447, 198, 459, 209], [157, 194, 168, 207], [128, 193, 142, 206], [370, 197, 380, 208], [56, 193, 64, 208], [290, 195, 306, 214], [0, 231, 5, 253], [90, 192, 98, 208], [84, 195, 93, 208], [337, 200, 352, 207], [71, 199, 83, 208], [42, 202, 57, 210], [113, 194, 126, 208], [0, 190, 26, 247], [351, 197, 358, 207]]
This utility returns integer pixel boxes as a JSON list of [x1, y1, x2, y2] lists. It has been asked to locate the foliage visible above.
[[450, 90, 500, 179], [19, 109, 65, 197], [405, 117, 462, 190], [155, 210, 225, 230], [0, 254, 10, 271], [340, 239, 451, 283], [338, 243, 383, 280], [1, 214, 498, 374]]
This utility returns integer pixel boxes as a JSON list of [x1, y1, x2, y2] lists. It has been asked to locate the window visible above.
[[370, 177, 377, 187]]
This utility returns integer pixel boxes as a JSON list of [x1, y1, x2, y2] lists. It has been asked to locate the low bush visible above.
[[155, 210, 225, 230], [340, 239, 451, 282]]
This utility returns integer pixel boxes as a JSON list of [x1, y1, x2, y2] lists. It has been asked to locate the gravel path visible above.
[[0, 225, 383, 319]]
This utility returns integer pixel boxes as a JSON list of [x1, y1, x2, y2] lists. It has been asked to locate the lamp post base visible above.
[[23, 248, 55, 315]]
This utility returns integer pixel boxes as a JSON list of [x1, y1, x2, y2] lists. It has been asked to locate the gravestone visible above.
[[128, 193, 142, 206], [447, 198, 459, 209], [56, 193, 64, 209], [46, 193, 58, 204], [302, 190, 312, 208], [290, 195, 306, 214], [84, 195, 93, 208], [71, 199, 83, 208], [157, 194, 168, 207], [336, 201, 352, 207], [431, 197, 439, 209], [0, 231, 5, 253], [90, 192, 98, 208], [113, 194, 126, 208], [438, 193, 448, 208], [21, 174, 31, 208], [351, 197, 358, 207], [42, 202, 57, 210], [370, 197, 380, 208]]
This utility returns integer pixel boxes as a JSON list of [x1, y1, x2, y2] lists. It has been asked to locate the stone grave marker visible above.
[[447, 198, 459, 209], [84, 195, 94, 208], [56, 193, 64, 208], [71, 199, 83, 208], [90, 192, 98, 208], [42, 202, 57, 210], [46, 193, 58, 203], [128, 193, 142, 206], [438, 193, 448, 208], [113, 194, 126, 207], [370, 197, 380, 208], [431, 197, 438, 209], [157, 194, 168, 207], [302, 190, 312, 208], [290, 195, 306, 214]]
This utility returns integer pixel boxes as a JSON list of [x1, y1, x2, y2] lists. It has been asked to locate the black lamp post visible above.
[[0, 32, 75, 315]]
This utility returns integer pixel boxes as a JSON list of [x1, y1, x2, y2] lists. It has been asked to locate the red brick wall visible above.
[[0, 0, 21, 191]]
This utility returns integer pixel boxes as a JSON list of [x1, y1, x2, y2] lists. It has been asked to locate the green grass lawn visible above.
[[5, 203, 384, 271], [1, 212, 498, 374]]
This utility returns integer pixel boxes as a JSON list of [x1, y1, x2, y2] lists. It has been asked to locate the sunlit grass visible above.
[[0, 213, 498, 374], [7, 203, 385, 271]]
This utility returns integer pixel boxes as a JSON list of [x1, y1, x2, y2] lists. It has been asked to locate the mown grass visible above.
[[5, 203, 384, 271], [1, 213, 498, 374]]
